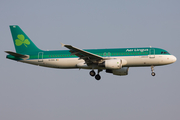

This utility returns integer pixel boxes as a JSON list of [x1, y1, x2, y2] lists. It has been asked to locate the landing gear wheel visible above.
[[151, 72, 156, 76], [95, 74, 101, 80], [151, 66, 156, 77], [89, 70, 96, 77]]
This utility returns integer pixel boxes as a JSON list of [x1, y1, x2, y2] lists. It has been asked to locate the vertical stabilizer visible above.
[[10, 25, 41, 53]]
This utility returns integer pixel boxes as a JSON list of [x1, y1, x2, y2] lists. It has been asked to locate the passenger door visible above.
[[149, 49, 155, 58], [38, 52, 43, 62]]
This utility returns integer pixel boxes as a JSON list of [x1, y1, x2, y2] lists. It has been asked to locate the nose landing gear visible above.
[[151, 66, 156, 76], [151, 72, 156, 76]]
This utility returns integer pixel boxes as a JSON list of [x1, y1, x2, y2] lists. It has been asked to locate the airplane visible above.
[[5, 25, 177, 80]]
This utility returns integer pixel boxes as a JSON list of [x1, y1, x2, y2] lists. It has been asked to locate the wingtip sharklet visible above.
[[61, 43, 65, 47]]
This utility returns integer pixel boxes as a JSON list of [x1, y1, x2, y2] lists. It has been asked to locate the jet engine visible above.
[[99, 59, 122, 69], [106, 67, 129, 76]]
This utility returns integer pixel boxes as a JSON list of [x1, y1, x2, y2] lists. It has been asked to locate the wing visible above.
[[61, 43, 103, 63]]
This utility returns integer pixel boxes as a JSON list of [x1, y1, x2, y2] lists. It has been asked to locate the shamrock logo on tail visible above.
[[15, 34, 30, 47]]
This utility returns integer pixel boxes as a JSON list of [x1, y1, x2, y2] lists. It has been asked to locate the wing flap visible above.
[[62, 44, 103, 63]]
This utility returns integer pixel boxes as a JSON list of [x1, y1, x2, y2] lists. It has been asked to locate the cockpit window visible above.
[[161, 51, 169, 54]]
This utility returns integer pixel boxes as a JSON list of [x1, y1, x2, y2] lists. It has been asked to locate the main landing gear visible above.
[[89, 69, 102, 80], [89, 70, 96, 76], [151, 66, 156, 76]]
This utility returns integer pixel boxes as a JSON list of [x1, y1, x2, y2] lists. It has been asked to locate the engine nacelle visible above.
[[106, 67, 129, 76], [104, 59, 122, 69]]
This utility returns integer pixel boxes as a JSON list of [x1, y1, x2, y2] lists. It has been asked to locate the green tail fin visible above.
[[10, 25, 42, 53]]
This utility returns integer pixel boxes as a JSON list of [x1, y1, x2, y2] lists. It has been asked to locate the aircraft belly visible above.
[[45, 58, 83, 68], [20, 58, 84, 68], [20, 59, 40, 65]]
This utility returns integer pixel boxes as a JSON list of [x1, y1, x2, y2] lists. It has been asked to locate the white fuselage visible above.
[[20, 55, 177, 69]]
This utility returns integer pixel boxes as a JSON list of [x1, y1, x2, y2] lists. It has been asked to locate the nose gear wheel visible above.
[[151, 66, 156, 76]]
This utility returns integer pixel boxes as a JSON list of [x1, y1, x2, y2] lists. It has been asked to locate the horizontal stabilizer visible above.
[[5, 51, 29, 59]]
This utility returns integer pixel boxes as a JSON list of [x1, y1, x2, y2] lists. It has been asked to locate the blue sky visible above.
[[0, 0, 180, 120]]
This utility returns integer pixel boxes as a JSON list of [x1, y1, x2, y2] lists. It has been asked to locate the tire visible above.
[[151, 72, 156, 76], [95, 74, 101, 80], [90, 70, 96, 76]]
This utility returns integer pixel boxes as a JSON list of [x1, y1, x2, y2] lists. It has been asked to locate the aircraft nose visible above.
[[172, 55, 177, 63]]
